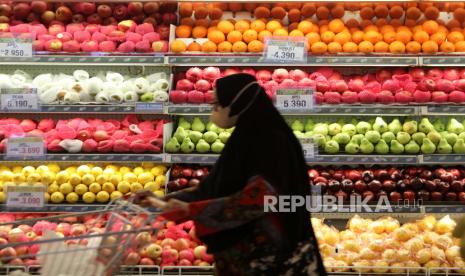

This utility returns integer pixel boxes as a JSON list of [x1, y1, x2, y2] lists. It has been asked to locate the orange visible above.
[[328, 19, 345, 33], [217, 41, 232, 52], [208, 26, 218, 33], [319, 25, 329, 34], [311, 41, 327, 53], [235, 20, 250, 33], [327, 42, 342, 53], [232, 41, 247, 52], [298, 21, 313, 35], [258, 30, 272, 42], [207, 30, 225, 44], [389, 41, 406, 53], [310, 24, 319, 33], [192, 26, 208, 38], [321, 31, 335, 43], [363, 31, 382, 44], [455, 41, 465, 51], [266, 20, 282, 33], [170, 40, 187, 52], [195, 19, 210, 28], [306, 32, 321, 44], [374, 41, 389, 52], [413, 31, 429, 43], [396, 30, 412, 44], [217, 20, 235, 34], [440, 41, 455, 52], [364, 25, 379, 32], [201, 41, 217, 52], [289, 29, 304, 37], [422, 20, 439, 35], [447, 31, 465, 43], [342, 41, 358, 52], [358, 41, 374, 53], [439, 25, 449, 34], [380, 25, 395, 34], [250, 20, 266, 32], [406, 41, 422, 53], [334, 31, 351, 44], [383, 31, 397, 44], [175, 25, 192, 38], [430, 32, 446, 45], [227, 30, 243, 43], [247, 40, 264, 52], [421, 40, 439, 53], [242, 29, 258, 43], [351, 30, 365, 44], [186, 41, 201, 51], [411, 25, 423, 33], [273, 28, 288, 37]]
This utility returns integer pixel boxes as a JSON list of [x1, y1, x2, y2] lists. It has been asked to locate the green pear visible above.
[[390, 140, 404, 154], [375, 140, 389, 154], [356, 121, 371, 134], [178, 118, 191, 130], [360, 138, 374, 154], [404, 140, 420, 154], [342, 124, 356, 136], [304, 131, 313, 138], [437, 138, 452, 154], [396, 131, 411, 145], [381, 132, 396, 144], [191, 117, 205, 133], [211, 139, 225, 153], [388, 119, 402, 134], [312, 134, 327, 147], [226, 127, 235, 133], [304, 119, 315, 132], [140, 92, 154, 102], [324, 140, 339, 154], [333, 133, 350, 145], [345, 141, 359, 154], [291, 120, 304, 132], [427, 131, 442, 145], [294, 131, 305, 139], [219, 132, 231, 144], [412, 132, 426, 145], [419, 118, 435, 134], [173, 127, 187, 142], [453, 139, 465, 154], [402, 120, 418, 135], [421, 138, 436, 154], [351, 134, 364, 145], [180, 137, 195, 153], [165, 137, 180, 153], [189, 131, 203, 144], [445, 133, 458, 146], [365, 130, 381, 144], [433, 119, 445, 132], [447, 118, 465, 134], [196, 139, 210, 153], [328, 123, 342, 136], [373, 117, 388, 133], [203, 131, 218, 144], [459, 132, 465, 140], [206, 122, 220, 134], [313, 123, 328, 135]]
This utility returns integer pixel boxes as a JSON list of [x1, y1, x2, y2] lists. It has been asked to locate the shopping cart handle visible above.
[[147, 197, 167, 209]]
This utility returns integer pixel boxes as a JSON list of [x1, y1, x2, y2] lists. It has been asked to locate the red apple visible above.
[[56, 6, 72, 22], [97, 4, 112, 18]]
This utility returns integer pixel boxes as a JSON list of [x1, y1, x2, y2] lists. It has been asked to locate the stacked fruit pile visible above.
[[0, 163, 167, 204], [168, 165, 210, 192], [0, 2, 174, 52], [308, 166, 465, 202], [0, 116, 163, 153], [165, 117, 233, 154], [0, 214, 213, 267], [291, 117, 465, 155], [314, 215, 464, 273], [171, 67, 220, 104], [3, 70, 169, 104]]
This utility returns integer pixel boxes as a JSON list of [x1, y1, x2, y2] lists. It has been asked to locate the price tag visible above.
[[275, 87, 314, 112], [0, 38, 32, 58], [1, 88, 40, 111], [6, 185, 45, 208], [6, 137, 46, 159], [264, 38, 307, 63], [300, 138, 317, 160], [135, 102, 164, 113]]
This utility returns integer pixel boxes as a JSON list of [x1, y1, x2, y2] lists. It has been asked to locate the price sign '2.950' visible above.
[[264, 38, 307, 63], [0, 37, 33, 58], [275, 87, 315, 113]]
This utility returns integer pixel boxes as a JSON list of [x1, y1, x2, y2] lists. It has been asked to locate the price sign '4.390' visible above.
[[275, 87, 315, 113], [264, 38, 307, 63]]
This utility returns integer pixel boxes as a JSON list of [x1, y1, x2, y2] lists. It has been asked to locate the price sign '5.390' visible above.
[[275, 87, 315, 112], [264, 38, 307, 63]]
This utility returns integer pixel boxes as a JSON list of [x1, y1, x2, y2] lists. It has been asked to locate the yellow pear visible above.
[[144, 182, 160, 192], [0, 191, 5, 203], [27, 173, 41, 184], [137, 172, 154, 185], [59, 183, 73, 194], [66, 192, 79, 203], [47, 163, 61, 173], [50, 192, 64, 203], [119, 166, 131, 174], [82, 192, 95, 204], [102, 182, 115, 193], [96, 174, 108, 185], [155, 175, 166, 186], [12, 166, 23, 173], [103, 168, 115, 175], [123, 172, 137, 183], [74, 184, 88, 195], [44, 192, 50, 202], [109, 174, 121, 185], [22, 166, 36, 176], [81, 174, 95, 185], [110, 191, 123, 201], [48, 183, 59, 194], [133, 167, 144, 176], [77, 165, 91, 176], [130, 182, 143, 192], [153, 190, 165, 198], [91, 166, 103, 177], [142, 162, 155, 169], [55, 171, 69, 184], [117, 181, 130, 194], [13, 173, 26, 183], [69, 174, 81, 186], [41, 172, 55, 185], [0, 171, 13, 182], [96, 191, 110, 203], [65, 166, 77, 174], [36, 165, 49, 175], [89, 183, 101, 194]]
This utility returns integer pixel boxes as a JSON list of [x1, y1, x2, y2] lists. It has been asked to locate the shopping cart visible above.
[[0, 197, 167, 276]]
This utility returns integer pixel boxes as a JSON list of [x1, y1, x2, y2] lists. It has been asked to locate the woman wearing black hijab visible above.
[[137, 73, 326, 276]]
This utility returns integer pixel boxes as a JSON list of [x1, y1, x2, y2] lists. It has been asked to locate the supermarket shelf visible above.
[[0, 54, 165, 66], [0, 204, 162, 213], [162, 266, 215, 275], [421, 154, 465, 164], [421, 55, 465, 66], [166, 154, 219, 164], [307, 155, 418, 165], [166, 104, 212, 115], [41, 104, 135, 114], [422, 105, 465, 115], [0, 154, 164, 162]]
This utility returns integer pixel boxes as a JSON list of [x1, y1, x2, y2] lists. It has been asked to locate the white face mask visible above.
[[222, 81, 260, 117]]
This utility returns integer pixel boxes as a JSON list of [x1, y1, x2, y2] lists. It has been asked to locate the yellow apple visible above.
[[48, 183, 59, 194], [96, 174, 108, 184], [77, 165, 91, 176], [110, 191, 123, 201], [123, 172, 137, 183], [55, 171, 69, 184], [89, 183, 101, 194], [59, 183, 73, 194], [69, 173, 81, 186], [66, 192, 79, 203], [74, 184, 88, 195], [102, 182, 115, 193], [96, 191, 110, 203], [133, 167, 144, 176], [27, 173, 41, 184], [144, 182, 160, 192], [50, 192, 64, 203], [137, 172, 154, 184], [153, 190, 165, 198], [117, 181, 130, 194], [47, 163, 61, 173], [82, 192, 95, 204], [91, 166, 103, 177], [81, 174, 95, 185], [130, 182, 143, 192]]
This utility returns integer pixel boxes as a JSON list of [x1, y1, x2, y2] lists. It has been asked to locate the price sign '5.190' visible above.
[[1, 88, 40, 112], [264, 38, 307, 63]]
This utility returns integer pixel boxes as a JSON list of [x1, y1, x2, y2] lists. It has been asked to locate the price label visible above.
[[135, 102, 164, 113], [275, 87, 314, 112], [264, 38, 306, 63], [301, 138, 317, 160], [6, 185, 45, 208], [0, 38, 32, 58], [6, 137, 45, 159], [1, 88, 40, 111]]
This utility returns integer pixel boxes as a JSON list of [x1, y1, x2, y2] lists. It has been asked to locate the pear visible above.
[[203, 131, 218, 144], [313, 123, 328, 135], [219, 132, 231, 144], [445, 133, 458, 146], [419, 118, 435, 134], [453, 139, 465, 154], [396, 132, 411, 145], [412, 132, 426, 145], [360, 138, 374, 154], [304, 119, 315, 132], [356, 121, 371, 134], [328, 123, 342, 136], [165, 137, 180, 153], [402, 120, 418, 135], [189, 131, 203, 144], [351, 134, 364, 145], [345, 141, 359, 154], [211, 139, 225, 153], [437, 138, 452, 154], [173, 127, 187, 142], [421, 138, 436, 154], [180, 137, 195, 153], [324, 140, 339, 154], [459, 132, 465, 140], [381, 132, 396, 144], [375, 140, 389, 154], [427, 131, 442, 145], [390, 140, 404, 154], [291, 120, 304, 132], [196, 139, 210, 153], [333, 133, 350, 145], [447, 118, 465, 134], [365, 130, 381, 144], [226, 127, 235, 133], [206, 122, 220, 134], [388, 119, 402, 134], [433, 119, 445, 132], [404, 140, 420, 154], [178, 118, 191, 130], [294, 131, 305, 139], [342, 124, 356, 136], [304, 131, 313, 138], [191, 117, 206, 133], [373, 117, 389, 133], [312, 134, 327, 147]]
